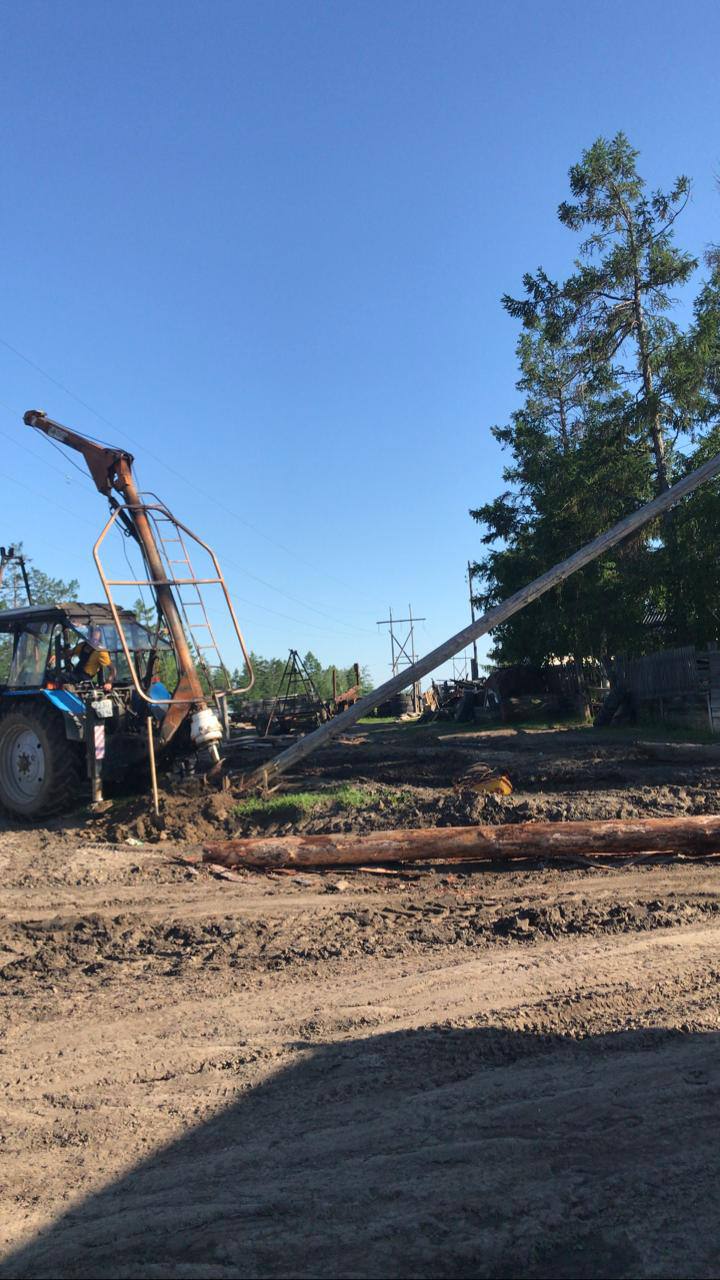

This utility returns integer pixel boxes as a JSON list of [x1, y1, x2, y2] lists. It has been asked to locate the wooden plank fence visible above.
[[614, 644, 720, 732], [614, 646, 699, 698]]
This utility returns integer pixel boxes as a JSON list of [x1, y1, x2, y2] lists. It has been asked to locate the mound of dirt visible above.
[[81, 776, 720, 850], [9, 723, 720, 854]]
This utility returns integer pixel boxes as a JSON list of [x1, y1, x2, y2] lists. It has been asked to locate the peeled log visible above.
[[203, 814, 720, 870]]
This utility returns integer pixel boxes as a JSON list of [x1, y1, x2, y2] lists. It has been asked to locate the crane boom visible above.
[[24, 409, 212, 745]]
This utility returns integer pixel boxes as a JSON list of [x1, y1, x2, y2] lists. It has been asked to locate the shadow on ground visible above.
[[2, 1023, 719, 1280]]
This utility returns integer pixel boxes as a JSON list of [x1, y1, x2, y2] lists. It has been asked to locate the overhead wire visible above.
[[0, 336, 120, 435], [1, 407, 368, 648], [0, 333, 379, 614], [0, 423, 94, 492], [0, 401, 98, 491], [31, 429, 97, 484], [0, 431, 367, 641], [220, 577, 372, 639], [212, 551, 374, 633], [129, 458, 374, 635], [0, 406, 108, 599], [1, 357, 383, 664], [7, 389, 375, 634], [134, 452, 378, 630], [102, 472, 365, 641], [0, 468, 99, 529]]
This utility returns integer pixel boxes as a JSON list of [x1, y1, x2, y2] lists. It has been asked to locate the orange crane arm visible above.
[[24, 410, 210, 744]]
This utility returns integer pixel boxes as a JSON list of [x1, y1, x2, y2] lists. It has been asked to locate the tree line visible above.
[[132, 598, 372, 701], [233, 652, 373, 703], [471, 132, 720, 667], [0, 551, 78, 612]]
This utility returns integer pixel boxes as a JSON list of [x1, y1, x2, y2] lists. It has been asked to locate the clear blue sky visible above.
[[1, 0, 718, 685]]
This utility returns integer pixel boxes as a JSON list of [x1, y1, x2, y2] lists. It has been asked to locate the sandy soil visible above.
[[2, 724, 720, 1278]]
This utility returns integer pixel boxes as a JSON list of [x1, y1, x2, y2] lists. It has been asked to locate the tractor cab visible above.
[[0, 602, 173, 696], [0, 603, 174, 817]]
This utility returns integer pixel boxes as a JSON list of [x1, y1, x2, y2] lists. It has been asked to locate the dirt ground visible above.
[[2, 722, 720, 1278]]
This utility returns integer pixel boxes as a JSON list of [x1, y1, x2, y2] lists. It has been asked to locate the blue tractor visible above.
[[0, 410, 254, 819], [0, 602, 174, 817]]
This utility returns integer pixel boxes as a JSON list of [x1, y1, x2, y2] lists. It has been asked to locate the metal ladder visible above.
[[145, 504, 234, 697]]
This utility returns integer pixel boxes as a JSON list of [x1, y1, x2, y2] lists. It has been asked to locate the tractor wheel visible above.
[[0, 702, 84, 819]]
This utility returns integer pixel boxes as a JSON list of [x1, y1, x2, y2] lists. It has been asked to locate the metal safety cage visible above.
[[93, 502, 254, 707]]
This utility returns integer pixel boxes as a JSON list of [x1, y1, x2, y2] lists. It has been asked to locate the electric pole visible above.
[[467, 561, 479, 680], [376, 604, 426, 710]]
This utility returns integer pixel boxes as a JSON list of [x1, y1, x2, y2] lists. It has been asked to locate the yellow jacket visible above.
[[72, 642, 112, 678]]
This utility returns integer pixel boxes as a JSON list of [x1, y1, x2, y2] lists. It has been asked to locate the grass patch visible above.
[[474, 715, 590, 733], [233, 783, 378, 821], [357, 713, 589, 737], [600, 719, 718, 743]]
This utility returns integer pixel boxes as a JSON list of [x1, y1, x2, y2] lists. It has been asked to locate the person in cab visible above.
[[68, 625, 116, 692]]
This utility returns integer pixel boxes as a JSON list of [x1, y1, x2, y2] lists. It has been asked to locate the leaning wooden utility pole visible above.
[[242, 451, 720, 792]]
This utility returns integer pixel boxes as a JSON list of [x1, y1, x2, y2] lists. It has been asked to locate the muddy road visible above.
[[2, 723, 720, 1278]]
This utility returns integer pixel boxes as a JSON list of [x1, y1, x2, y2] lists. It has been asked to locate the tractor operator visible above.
[[67, 626, 116, 692]]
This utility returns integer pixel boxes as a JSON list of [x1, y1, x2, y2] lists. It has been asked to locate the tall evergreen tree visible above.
[[506, 134, 696, 493], [473, 134, 699, 665], [662, 249, 720, 643], [472, 343, 653, 664]]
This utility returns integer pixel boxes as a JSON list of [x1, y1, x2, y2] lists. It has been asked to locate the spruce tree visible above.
[[557, 133, 696, 493], [473, 134, 698, 665]]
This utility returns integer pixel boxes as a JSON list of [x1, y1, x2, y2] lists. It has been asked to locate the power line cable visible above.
[[129, 457, 374, 634], [31, 429, 97, 484], [0, 333, 379, 610], [211, 549, 374, 632], [0, 336, 120, 434], [2, 398, 376, 647], [0, 423, 93, 492], [0, 400, 99, 485], [1, 413, 372, 640], [6, 379, 375, 631], [0, 467, 99, 529], [102, 510, 364, 640], [221, 576, 371, 639]]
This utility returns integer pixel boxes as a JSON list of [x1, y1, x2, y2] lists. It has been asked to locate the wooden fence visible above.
[[613, 644, 720, 732], [543, 659, 607, 704], [614, 646, 699, 698]]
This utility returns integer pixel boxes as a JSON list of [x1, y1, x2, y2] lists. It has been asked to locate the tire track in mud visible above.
[[3, 887, 720, 989], [5, 726, 720, 1276], [3, 922, 720, 1279]]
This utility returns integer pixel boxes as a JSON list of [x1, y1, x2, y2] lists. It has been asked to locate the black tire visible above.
[[0, 701, 85, 819]]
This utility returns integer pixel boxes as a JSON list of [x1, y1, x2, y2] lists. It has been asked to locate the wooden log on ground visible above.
[[204, 814, 720, 870], [636, 740, 720, 763]]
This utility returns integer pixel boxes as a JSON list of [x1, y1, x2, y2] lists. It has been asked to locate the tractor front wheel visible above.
[[0, 702, 84, 819]]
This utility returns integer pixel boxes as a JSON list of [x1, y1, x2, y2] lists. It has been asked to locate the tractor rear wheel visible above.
[[0, 702, 84, 819]]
